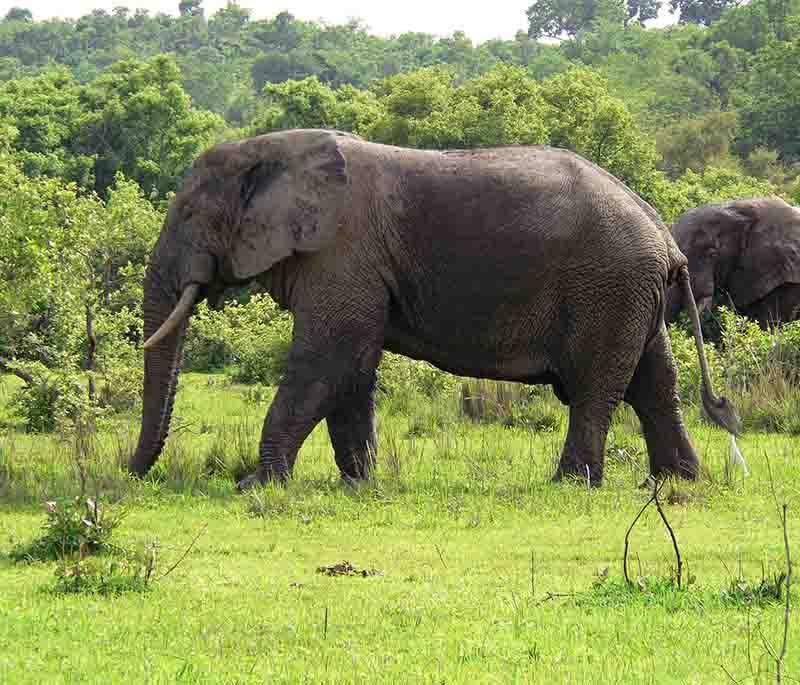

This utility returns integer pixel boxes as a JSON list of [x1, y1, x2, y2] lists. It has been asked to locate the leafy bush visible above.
[[97, 362, 143, 413], [671, 308, 800, 432], [185, 294, 293, 384], [52, 550, 155, 596], [7, 361, 94, 433], [459, 379, 563, 431], [663, 165, 777, 223], [667, 324, 724, 405], [10, 497, 124, 562], [377, 351, 459, 399]]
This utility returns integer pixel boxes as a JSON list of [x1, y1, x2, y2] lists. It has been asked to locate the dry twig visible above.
[[623, 477, 682, 588], [158, 523, 208, 580]]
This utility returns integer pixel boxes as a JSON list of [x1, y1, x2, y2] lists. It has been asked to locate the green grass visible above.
[[1, 373, 798, 683]]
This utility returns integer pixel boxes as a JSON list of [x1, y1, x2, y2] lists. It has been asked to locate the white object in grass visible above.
[[730, 434, 749, 476]]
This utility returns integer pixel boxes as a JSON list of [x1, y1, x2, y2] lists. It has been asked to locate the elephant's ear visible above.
[[230, 133, 349, 280], [728, 197, 800, 308]]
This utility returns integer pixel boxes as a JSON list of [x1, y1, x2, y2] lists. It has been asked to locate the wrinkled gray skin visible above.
[[129, 129, 739, 490], [666, 197, 800, 328]]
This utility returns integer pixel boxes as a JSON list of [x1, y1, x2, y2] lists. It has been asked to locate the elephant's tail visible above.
[[677, 265, 741, 435]]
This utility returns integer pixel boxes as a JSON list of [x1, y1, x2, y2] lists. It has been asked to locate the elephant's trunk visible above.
[[664, 284, 682, 324], [129, 285, 190, 477], [677, 265, 741, 435]]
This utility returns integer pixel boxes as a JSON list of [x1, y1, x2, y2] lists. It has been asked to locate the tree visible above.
[[528, 0, 605, 38], [3, 7, 32, 22], [0, 148, 162, 420], [656, 111, 739, 177], [249, 76, 384, 137], [179, 0, 204, 18], [538, 68, 662, 198], [77, 55, 227, 197], [667, 165, 777, 219], [670, 0, 740, 26], [208, 1, 250, 56], [0, 69, 94, 185], [737, 34, 800, 162], [527, 0, 660, 39]]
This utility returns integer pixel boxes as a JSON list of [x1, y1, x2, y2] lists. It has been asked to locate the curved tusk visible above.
[[143, 283, 200, 350]]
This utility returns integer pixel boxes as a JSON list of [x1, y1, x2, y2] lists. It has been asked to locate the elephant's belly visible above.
[[383, 321, 551, 385]]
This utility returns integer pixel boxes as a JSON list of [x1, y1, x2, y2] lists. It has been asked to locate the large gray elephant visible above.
[[666, 196, 800, 328], [129, 129, 738, 490]]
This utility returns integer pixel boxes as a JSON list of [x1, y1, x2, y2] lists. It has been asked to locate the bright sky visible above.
[[1, 0, 676, 43]]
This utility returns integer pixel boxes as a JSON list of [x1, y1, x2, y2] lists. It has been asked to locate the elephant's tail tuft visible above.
[[678, 265, 741, 435]]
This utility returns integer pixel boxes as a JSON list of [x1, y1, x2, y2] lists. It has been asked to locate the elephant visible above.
[[128, 128, 739, 490], [666, 196, 800, 328]]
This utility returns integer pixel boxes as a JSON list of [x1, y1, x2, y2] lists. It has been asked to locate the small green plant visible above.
[[577, 575, 701, 611], [668, 322, 724, 405], [51, 543, 158, 595], [203, 418, 259, 482], [96, 361, 142, 412], [720, 570, 787, 608], [242, 384, 271, 404], [10, 496, 124, 562], [7, 361, 94, 433]]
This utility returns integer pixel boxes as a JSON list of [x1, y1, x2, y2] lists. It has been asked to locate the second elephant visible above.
[[666, 196, 800, 328]]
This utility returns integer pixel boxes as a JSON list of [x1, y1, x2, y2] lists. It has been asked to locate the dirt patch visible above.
[[316, 561, 383, 578]]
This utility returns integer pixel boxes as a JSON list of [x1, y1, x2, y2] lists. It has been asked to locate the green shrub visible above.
[[673, 307, 800, 432], [459, 379, 563, 431], [10, 496, 124, 562], [183, 303, 232, 371], [667, 324, 724, 405], [717, 307, 773, 391], [185, 294, 293, 384], [7, 361, 93, 433], [52, 551, 154, 595], [377, 351, 459, 399]]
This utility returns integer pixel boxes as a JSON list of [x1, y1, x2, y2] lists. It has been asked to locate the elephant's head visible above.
[[665, 196, 800, 323], [129, 129, 354, 477]]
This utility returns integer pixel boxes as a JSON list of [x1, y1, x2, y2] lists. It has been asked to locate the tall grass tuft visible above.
[[460, 379, 563, 432]]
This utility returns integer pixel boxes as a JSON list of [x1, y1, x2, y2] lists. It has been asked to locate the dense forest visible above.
[[1, 0, 799, 429]]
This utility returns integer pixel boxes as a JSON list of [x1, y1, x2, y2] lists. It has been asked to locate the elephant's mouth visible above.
[[697, 295, 713, 314], [203, 282, 228, 310]]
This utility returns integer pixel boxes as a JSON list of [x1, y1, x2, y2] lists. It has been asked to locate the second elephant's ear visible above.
[[230, 132, 349, 280], [728, 197, 800, 308]]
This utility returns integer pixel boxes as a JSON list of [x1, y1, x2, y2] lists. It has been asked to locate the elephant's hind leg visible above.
[[624, 324, 698, 480], [551, 288, 654, 487], [553, 395, 622, 486], [326, 370, 378, 482]]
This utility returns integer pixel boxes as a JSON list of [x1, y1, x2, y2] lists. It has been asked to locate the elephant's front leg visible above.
[[236, 368, 335, 490], [237, 313, 384, 491], [326, 370, 378, 482]]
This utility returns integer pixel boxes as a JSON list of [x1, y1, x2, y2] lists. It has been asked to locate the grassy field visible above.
[[1, 372, 798, 683]]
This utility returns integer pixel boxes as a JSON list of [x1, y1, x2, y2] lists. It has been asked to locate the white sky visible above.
[[0, 1, 676, 43]]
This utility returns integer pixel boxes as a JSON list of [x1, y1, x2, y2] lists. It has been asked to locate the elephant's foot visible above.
[[650, 454, 698, 482], [338, 466, 374, 488], [235, 467, 289, 492], [552, 461, 604, 487], [336, 454, 375, 483], [646, 438, 699, 483]]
